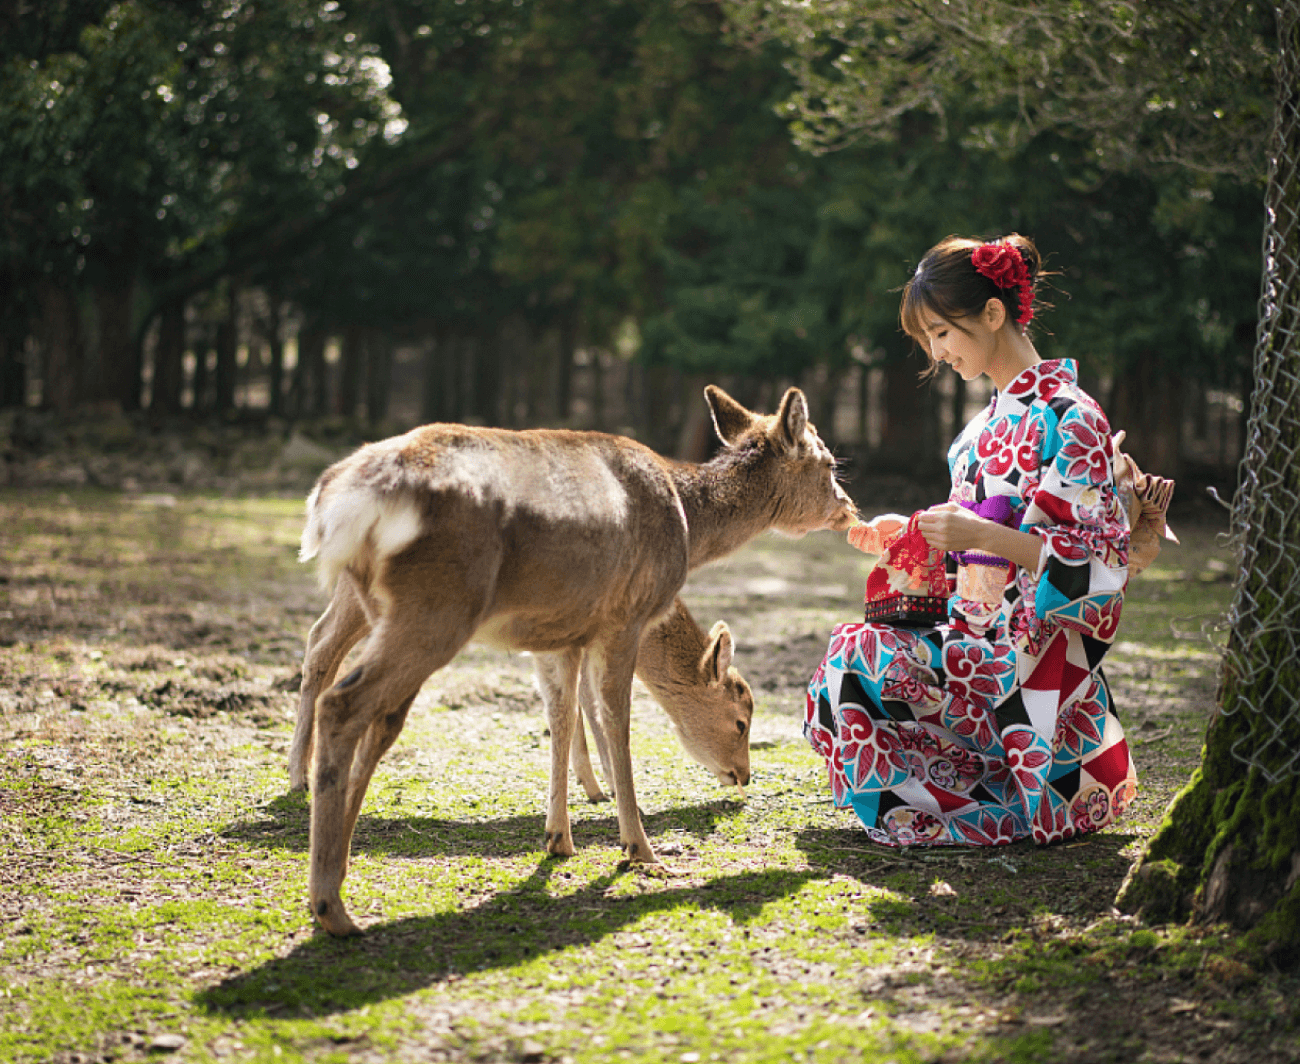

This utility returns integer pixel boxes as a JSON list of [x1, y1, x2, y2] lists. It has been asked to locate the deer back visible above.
[[300, 425, 692, 653]]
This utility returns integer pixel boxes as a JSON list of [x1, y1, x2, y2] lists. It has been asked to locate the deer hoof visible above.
[[621, 840, 660, 866], [310, 896, 363, 937], [544, 830, 575, 857]]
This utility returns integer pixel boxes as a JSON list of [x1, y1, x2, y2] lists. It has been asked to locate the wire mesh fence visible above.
[[1219, 0, 1300, 783]]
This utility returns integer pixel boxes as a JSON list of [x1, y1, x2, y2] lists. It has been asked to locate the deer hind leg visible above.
[[309, 597, 479, 936], [570, 705, 606, 803], [589, 634, 657, 865], [574, 660, 618, 802], [571, 660, 612, 802], [342, 691, 417, 834], [534, 648, 584, 856], [289, 569, 375, 791]]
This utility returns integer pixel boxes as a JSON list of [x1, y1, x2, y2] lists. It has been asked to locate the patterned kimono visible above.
[[806, 359, 1137, 847]]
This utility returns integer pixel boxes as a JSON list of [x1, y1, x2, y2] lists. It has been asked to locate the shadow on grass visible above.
[[225, 792, 748, 857], [195, 861, 821, 1018], [795, 823, 1141, 943]]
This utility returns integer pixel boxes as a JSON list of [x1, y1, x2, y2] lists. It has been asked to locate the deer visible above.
[[288, 586, 755, 803], [574, 596, 752, 803], [298, 384, 857, 935]]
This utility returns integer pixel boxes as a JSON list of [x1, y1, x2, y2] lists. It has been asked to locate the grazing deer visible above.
[[299, 384, 856, 935], [288, 587, 754, 802], [570, 596, 751, 802]]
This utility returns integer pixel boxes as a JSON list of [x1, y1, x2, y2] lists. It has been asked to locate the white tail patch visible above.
[[303, 487, 424, 592]]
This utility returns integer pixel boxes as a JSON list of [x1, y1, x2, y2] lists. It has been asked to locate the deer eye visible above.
[[736, 720, 747, 735]]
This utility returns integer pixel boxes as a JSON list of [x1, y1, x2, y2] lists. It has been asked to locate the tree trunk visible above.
[[0, 334, 26, 409], [151, 299, 186, 416], [876, 353, 940, 474], [37, 280, 84, 414], [337, 325, 365, 420], [266, 300, 285, 418], [214, 287, 239, 414], [366, 330, 393, 427], [421, 334, 444, 424], [1116, 1, 1300, 967], [94, 276, 138, 411], [294, 326, 328, 417], [191, 328, 212, 413], [1109, 355, 1184, 481], [556, 313, 577, 424], [472, 328, 504, 426]]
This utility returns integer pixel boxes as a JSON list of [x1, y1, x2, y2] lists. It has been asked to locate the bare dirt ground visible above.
[[0, 425, 1295, 1064]]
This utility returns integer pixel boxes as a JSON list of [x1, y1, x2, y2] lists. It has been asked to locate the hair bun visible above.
[[1002, 233, 1041, 283]]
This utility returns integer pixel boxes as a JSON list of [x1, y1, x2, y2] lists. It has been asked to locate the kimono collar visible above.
[[995, 358, 1078, 411]]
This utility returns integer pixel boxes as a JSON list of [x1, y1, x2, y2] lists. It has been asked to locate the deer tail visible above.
[[299, 477, 423, 594]]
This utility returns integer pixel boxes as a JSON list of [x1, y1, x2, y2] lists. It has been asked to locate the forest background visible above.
[[0, 0, 1273, 493]]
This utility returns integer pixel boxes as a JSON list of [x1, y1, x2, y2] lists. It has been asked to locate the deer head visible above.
[[704, 384, 858, 538]]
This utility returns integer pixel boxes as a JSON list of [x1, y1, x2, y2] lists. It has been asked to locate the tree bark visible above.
[[1108, 355, 1184, 481], [266, 299, 285, 418], [876, 353, 941, 475], [0, 334, 26, 409], [336, 326, 365, 419], [37, 280, 85, 414], [294, 326, 329, 417], [214, 286, 239, 414], [94, 276, 138, 411], [151, 299, 186, 416], [366, 329, 393, 426]]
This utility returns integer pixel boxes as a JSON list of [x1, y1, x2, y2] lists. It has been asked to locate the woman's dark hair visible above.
[[899, 234, 1046, 367]]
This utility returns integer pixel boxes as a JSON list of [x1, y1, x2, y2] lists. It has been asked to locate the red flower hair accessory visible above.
[[971, 241, 1034, 326]]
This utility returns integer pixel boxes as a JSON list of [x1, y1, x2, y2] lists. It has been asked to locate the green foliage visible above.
[[722, 0, 1276, 179]]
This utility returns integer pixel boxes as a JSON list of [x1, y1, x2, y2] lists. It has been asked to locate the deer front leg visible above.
[[591, 637, 657, 866], [290, 571, 373, 792], [534, 649, 583, 856]]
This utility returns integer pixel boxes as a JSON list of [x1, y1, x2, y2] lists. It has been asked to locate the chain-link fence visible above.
[[1219, 1, 1300, 783]]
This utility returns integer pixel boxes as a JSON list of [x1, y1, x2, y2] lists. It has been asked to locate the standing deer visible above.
[[299, 384, 856, 935], [289, 585, 755, 802]]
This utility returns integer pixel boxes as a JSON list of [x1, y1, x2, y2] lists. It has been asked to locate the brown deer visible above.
[[299, 384, 856, 935], [569, 596, 751, 802], [288, 587, 755, 802]]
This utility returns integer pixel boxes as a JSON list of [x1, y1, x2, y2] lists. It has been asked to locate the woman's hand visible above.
[[916, 503, 991, 553], [918, 502, 1046, 573]]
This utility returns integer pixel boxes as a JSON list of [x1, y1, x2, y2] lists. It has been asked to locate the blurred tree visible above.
[[0, 0, 399, 412], [723, 0, 1275, 179]]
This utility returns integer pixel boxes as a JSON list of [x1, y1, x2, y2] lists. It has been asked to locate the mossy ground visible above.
[[2, 488, 1297, 1064]]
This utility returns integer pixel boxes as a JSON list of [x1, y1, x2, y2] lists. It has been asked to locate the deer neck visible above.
[[669, 447, 777, 570], [635, 599, 706, 694]]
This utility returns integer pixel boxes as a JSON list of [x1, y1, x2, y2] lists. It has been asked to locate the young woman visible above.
[[806, 234, 1138, 847]]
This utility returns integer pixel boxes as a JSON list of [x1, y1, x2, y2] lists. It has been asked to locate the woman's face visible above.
[[920, 306, 999, 382]]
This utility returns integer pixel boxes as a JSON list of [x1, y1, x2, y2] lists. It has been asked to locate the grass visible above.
[[1, 488, 1296, 1064]]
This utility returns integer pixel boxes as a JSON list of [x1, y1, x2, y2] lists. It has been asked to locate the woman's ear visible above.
[[984, 297, 1008, 330]]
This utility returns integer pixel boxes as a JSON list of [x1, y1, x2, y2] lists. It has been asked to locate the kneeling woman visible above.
[[806, 233, 1138, 847]]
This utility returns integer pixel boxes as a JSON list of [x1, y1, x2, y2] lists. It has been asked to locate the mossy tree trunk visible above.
[[1117, 1, 1300, 967]]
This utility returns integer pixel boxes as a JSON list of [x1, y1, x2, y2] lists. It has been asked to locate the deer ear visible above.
[[773, 387, 809, 451], [702, 621, 734, 683], [706, 385, 754, 446]]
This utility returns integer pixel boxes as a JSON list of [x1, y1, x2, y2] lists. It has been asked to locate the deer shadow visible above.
[[195, 861, 820, 1018], [224, 792, 749, 858]]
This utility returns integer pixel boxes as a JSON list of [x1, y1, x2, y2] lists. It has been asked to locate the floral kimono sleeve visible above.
[[1019, 399, 1129, 644]]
